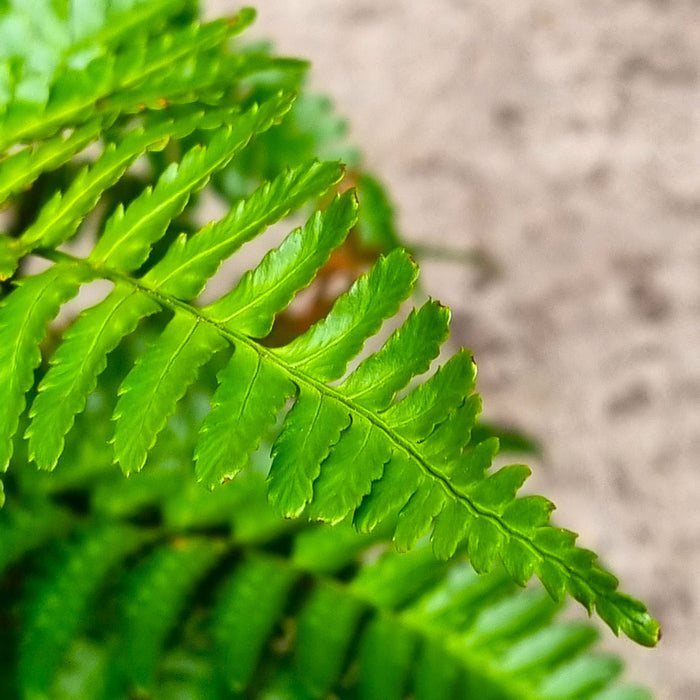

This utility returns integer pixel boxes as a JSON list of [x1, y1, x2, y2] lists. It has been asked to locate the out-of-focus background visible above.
[[208, 2, 700, 697]]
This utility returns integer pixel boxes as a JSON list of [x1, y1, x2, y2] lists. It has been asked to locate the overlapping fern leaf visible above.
[[0, 0, 658, 653], [0, 369, 651, 699]]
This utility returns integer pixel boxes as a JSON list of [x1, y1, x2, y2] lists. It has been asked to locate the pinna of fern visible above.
[[0, 1, 658, 651]]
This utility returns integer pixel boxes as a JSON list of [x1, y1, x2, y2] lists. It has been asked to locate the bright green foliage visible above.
[[19, 525, 147, 697], [268, 386, 350, 517], [0, 261, 91, 470], [0, 374, 653, 697], [0, 10, 254, 149], [113, 312, 227, 474], [113, 538, 224, 692], [204, 190, 358, 333], [25, 286, 161, 470], [26, 158, 342, 472], [0, 118, 103, 204], [148, 158, 345, 299], [195, 341, 295, 487], [0, 3, 659, 697], [90, 97, 293, 271], [339, 300, 450, 410]]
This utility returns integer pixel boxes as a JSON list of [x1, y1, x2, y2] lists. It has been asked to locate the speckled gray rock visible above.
[[208, 2, 700, 697]]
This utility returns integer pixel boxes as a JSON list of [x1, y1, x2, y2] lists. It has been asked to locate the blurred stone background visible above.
[[208, 2, 700, 697]]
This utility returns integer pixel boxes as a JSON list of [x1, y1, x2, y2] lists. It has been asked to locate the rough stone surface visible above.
[[209, 2, 700, 696]]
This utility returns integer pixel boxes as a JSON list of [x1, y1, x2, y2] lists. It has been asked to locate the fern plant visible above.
[[0, 354, 652, 698], [0, 1, 659, 697]]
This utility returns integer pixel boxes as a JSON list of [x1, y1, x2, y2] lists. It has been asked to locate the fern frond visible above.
[[203, 189, 358, 334], [108, 50, 307, 116], [338, 300, 450, 411], [25, 285, 162, 470], [145, 158, 344, 299], [274, 247, 418, 379], [267, 387, 350, 517], [90, 94, 293, 271], [12, 189, 657, 646], [24, 160, 340, 473], [0, 1, 659, 652], [194, 341, 294, 486]]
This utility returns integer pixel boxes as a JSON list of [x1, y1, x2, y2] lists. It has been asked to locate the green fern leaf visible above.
[[90, 94, 293, 271], [352, 451, 423, 534], [25, 286, 161, 470], [113, 313, 226, 475], [146, 158, 345, 299], [274, 247, 418, 380], [110, 50, 307, 116], [204, 190, 358, 334], [195, 342, 294, 487], [15, 233, 659, 648], [2, 105, 237, 278], [338, 299, 450, 411], [22, 233, 657, 645], [430, 500, 473, 561], [393, 481, 448, 552], [267, 387, 350, 518], [0, 2, 659, 651], [305, 414, 393, 523], [0, 118, 103, 208], [381, 348, 477, 440], [0, 262, 91, 471], [23, 93, 293, 473]]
